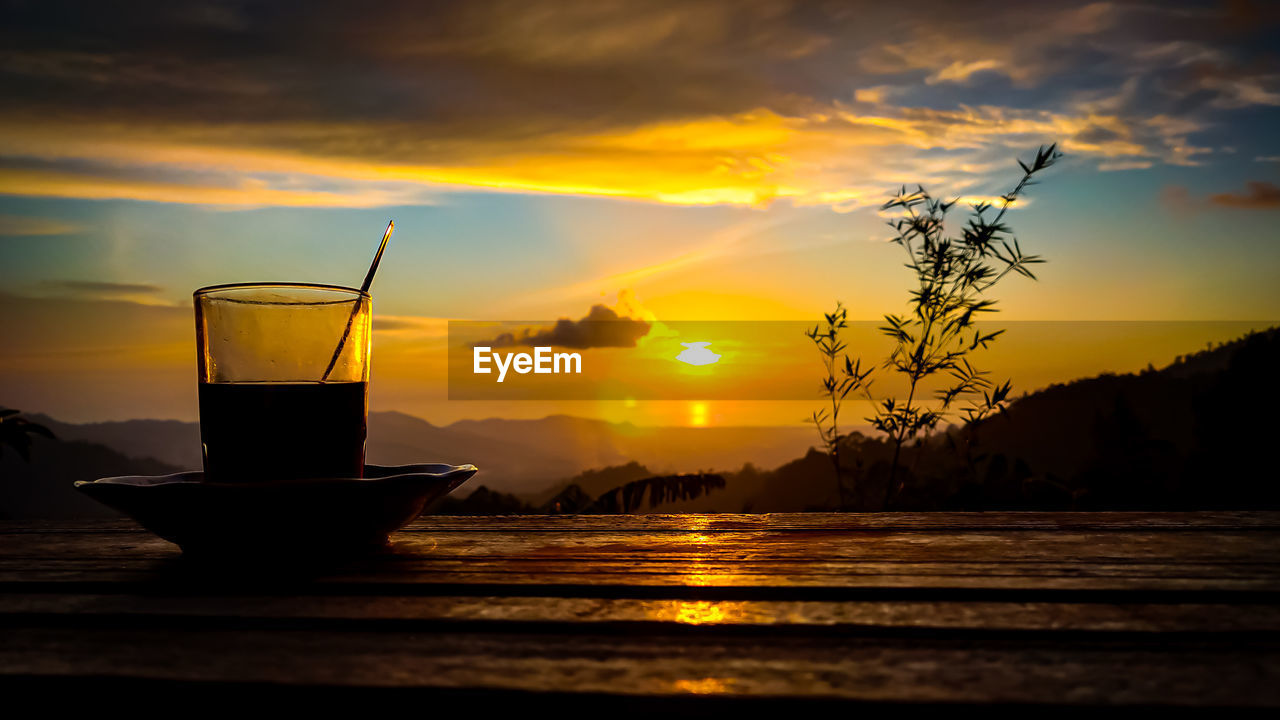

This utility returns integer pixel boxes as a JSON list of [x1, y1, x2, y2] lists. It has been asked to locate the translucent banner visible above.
[[447, 320, 1275, 401]]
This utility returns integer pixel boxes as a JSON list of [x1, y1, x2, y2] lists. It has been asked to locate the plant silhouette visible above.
[[809, 144, 1062, 508], [588, 473, 726, 513], [0, 407, 55, 463], [805, 303, 871, 509]]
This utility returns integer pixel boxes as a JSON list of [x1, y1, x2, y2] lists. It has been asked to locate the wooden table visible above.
[[2, 512, 1279, 709]]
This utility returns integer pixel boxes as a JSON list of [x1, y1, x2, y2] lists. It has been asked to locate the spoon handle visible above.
[[321, 221, 394, 382]]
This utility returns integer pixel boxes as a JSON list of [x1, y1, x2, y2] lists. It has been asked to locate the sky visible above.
[[1, 0, 1279, 426]]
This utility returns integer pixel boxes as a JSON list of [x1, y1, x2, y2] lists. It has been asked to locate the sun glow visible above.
[[689, 401, 709, 426]]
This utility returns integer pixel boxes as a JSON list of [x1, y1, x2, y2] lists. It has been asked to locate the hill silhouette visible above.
[[940, 326, 1280, 510], [2, 410, 814, 518], [627, 327, 1280, 512], [7, 328, 1276, 518], [526, 461, 656, 509], [29, 415, 202, 469], [0, 435, 180, 519], [17, 410, 812, 502], [439, 463, 728, 515]]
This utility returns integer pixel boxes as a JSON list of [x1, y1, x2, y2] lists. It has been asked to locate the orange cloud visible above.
[[1, 0, 1272, 212], [0, 165, 422, 209], [0, 102, 1156, 212], [1209, 181, 1280, 210], [927, 59, 1003, 85], [1162, 181, 1280, 212]]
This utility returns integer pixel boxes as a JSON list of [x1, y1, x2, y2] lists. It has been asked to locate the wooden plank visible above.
[[2, 625, 1279, 706], [1, 572, 1274, 592], [2, 513, 1279, 706], [7, 511, 1280, 533], [2, 516, 1279, 594], [4, 566, 1280, 595], [407, 511, 1280, 531], [4, 593, 1280, 634], [5, 527, 1279, 567]]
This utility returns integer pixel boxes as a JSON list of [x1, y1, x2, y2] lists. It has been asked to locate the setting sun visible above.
[[689, 401, 710, 427]]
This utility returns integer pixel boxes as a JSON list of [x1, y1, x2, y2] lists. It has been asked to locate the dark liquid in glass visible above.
[[198, 381, 367, 482]]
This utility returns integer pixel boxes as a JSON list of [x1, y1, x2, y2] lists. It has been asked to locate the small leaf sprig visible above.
[[805, 302, 873, 509], [807, 144, 1062, 508]]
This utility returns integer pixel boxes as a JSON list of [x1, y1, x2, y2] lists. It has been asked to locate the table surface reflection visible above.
[[3, 511, 1280, 708]]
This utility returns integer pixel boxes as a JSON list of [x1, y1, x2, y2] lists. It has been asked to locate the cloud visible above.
[[35, 280, 169, 304], [0, 103, 1143, 212], [0, 214, 83, 236], [41, 280, 163, 295], [373, 318, 428, 331], [0, 157, 435, 208], [1098, 160, 1153, 171], [926, 59, 1003, 85], [0, 1, 1276, 210], [1208, 181, 1280, 210], [373, 315, 448, 335], [483, 304, 652, 349], [1161, 181, 1280, 212]]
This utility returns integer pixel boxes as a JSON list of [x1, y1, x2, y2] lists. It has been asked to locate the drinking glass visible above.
[[194, 283, 371, 482]]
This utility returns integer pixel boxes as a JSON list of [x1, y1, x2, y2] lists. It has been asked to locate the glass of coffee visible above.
[[194, 283, 371, 482]]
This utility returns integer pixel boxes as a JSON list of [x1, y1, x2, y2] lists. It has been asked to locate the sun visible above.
[[689, 401, 709, 426], [676, 342, 721, 366]]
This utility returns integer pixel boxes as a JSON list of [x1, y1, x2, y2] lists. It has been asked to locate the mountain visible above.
[[448, 415, 815, 492], [29, 415, 202, 469], [2, 409, 818, 518], [526, 461, 656, 508], [949, 326, 1280, 509], [365, 411, 580, 492], [6, 328, 1275, 517], [635, 327, 1280, 513], [21, 410, 815, 497], [447, 416, 632, 471], [0, 435, 180, 519], [434, 485, 530, 515], [25, 410, 580, 492]]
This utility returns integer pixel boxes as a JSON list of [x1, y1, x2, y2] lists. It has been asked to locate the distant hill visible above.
[[14, 329, 1269, 518], [0, 435, 180, 519], [25, 410, 583, 492], [447, 415, 815, 492], [434, 485, 530, 515], [365, 411, 581, 492], [29, 415, 202, 469], [2, 409, 816, 518], [638, 327, 1280, 512], [948, 326, 1280, 509], [440, 463, 731, 515], [527, 461, 656, 509]]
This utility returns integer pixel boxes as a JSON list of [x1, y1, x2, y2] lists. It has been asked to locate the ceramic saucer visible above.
[[75, 463, 476, 556]]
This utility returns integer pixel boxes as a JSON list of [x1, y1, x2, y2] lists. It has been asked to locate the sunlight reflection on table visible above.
[[662, 526, 743, 695], [672, 677, 736, 694]]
